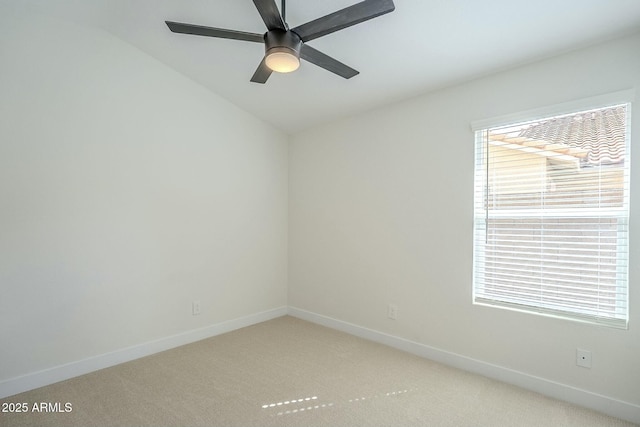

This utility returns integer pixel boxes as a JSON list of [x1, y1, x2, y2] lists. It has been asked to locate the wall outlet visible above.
[[387, 304, 398, 320], [576, 348, 592, 368], [192, 300, 201, 316]]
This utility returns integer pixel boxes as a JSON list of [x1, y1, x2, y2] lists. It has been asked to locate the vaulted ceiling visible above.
[[7, 0, 640, 133]]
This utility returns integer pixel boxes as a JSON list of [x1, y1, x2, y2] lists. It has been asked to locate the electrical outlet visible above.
[[576, 348, 592, 368], [192, 300, 201, 316], [387, 304, 398, 320]]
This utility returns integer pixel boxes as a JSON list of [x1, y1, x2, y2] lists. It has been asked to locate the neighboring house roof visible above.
[[488, 105, 627, 167], [517, 105, 627, 166]]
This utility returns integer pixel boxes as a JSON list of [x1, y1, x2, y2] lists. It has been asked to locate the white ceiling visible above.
[[10, 0, 640, 133]]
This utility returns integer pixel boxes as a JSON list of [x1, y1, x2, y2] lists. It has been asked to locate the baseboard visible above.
[[0, 306, 288, 400], [287, 306, 640, 425]]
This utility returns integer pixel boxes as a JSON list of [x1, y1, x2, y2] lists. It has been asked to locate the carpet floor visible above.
[[0, 316, 636, 426]]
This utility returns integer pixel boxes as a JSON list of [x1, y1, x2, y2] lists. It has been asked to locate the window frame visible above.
[[471, 91, 633, 328]]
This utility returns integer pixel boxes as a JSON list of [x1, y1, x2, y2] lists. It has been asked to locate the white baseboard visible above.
[[0, 306, 288, 400], [287, 306, 640, 425]]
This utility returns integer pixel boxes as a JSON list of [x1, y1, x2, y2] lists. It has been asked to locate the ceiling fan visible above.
[[165, 0, 395, 84]]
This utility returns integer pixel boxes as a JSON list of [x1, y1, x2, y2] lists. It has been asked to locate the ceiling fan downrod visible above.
[[281, 0, 287, 28]]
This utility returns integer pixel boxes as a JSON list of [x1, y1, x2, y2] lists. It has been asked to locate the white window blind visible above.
[[473, 103, 631, 328]]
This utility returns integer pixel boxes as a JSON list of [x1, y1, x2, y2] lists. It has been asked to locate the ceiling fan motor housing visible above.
[[264, 29, 302, 60]]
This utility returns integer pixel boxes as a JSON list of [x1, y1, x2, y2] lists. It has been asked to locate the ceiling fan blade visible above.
[[292, 0, 395, 42], [252, 0, 286, 31], [250, 57, 273, 84], [166, 21, 264, 43], [300, 44, 359, 79]]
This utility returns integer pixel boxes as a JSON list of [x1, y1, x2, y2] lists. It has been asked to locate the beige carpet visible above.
[[0, 316, 635, 427]]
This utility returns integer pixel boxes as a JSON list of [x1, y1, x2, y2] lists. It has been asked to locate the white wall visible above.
[[289, 32, 640, 408], [0, 11, 288, 384]]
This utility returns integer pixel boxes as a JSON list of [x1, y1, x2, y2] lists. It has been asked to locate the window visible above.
[[472, 99, 631, 328]]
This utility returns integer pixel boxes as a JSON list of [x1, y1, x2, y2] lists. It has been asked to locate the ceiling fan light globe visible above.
[[265, 51, 300, 73]]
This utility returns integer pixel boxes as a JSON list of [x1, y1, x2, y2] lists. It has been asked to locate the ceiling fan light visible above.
[[265, 49, 300, 73]]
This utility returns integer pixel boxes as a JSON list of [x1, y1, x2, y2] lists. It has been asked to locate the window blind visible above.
[[473, 103, 630, 328]]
